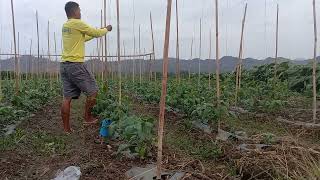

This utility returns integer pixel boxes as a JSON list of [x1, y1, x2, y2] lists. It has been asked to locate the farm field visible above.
[[1, 62, 320, 179], [1, 0, 320, 179]]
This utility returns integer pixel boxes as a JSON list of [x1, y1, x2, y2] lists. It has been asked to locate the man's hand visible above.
[[106, 25, 112, 31]]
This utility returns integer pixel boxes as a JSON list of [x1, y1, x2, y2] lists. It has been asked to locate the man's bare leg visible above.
[[84, 92, 98, 124], [61, 97, 72, 132]]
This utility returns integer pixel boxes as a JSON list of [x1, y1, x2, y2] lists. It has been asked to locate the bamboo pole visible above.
[[235, 3, 248, 104], [54, 32, 58, 81], [0, 26, 2, 100], [312, 0, 317, 122], [47, 21, 52, 89], [11, 0, 19, 93], [132, 0, 136, 83], [36, 11, 40, 79], [100, 9, 104, 81], [150, 12, 156, 81], [17, 32, 20, 80], [116, 0, 121, 105], [157, 0, 172, 178], [189, 34, 194, 81], [215, 0, 221, 107], [208, 28, 212, 88], [274, 4, 279, 79], [104, 0, 108, 81], [139, 25, 142, 84], [198, 18, 202, 87], [175, 0, 180, 83], [123, 41, 127, 79], [96, 35, 100, 77], [29, 39, 32, 80]]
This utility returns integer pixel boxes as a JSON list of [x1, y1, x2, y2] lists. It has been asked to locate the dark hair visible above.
[[65, 1, 79, 17]]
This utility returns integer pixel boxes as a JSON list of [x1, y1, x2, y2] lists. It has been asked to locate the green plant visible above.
[[111, 116, 155, 159], [0, 129, 25, 150]]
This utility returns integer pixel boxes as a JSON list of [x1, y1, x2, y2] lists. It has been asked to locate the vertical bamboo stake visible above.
[[11, 0, 19, 93], [274, 4, 279, 79], [0, 26, 2, 100], [189, 34, 194, 81], [235, 3, 248, 104], [100, 9, 104, 81], [139, 25, 142, 84], [47, 21, 52, 89], [104, 0, 108, 81], [17, 32, 20, 80], [132, 0, 136, 82], [29, 39, 32, 80], [116, 0, 121, 105], [312, 0, 317, 122], [215, 0, 221, 107], [123, 41, 127, 79], [150, 12, 156, 81], [157, 0, 172, 178], [198, 19, 202, 87], [175, 0, 180, 83], [36, 11, 40, 79], [208, 28, 212, 88], [96, 36, 100, 78], [54, 32, 58, 81]]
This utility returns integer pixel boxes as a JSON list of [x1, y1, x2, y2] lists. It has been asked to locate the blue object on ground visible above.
[[99, 119, 112, 137]]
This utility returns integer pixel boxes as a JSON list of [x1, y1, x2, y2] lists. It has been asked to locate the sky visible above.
[[0, 0, 320, 60]]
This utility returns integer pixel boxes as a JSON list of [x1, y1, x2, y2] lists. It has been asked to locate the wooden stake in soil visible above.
[[312, 0, 318, 122], [208, 28, 212, 88], [10, 0, 19, 93], [139, 25, 142, 84], [54, 32, 58, 81], [29, 39, 32, 80], [235, 3, 248, 105], [17, 32, 20, 80], [215, 0, 221, 106], [157, 0, 172, 178], [116, 0, 122, 105], [132, 0, 136, 82], [175, 0, 180, 83], [189, 32, 194, 81], [150, 12, 156, 81], [274, 4, 279, 79], [104, 0, 108, 81], [36, 11, 40, 78], [100, 9, 104, 81], [47, 21, 52, 89], [198, 18, 202, 87]]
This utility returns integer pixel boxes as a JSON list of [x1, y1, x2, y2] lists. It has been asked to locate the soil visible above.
[[1, 93, 320, 180], [0, 96, 150, 180], [0, 95, 229, 180]]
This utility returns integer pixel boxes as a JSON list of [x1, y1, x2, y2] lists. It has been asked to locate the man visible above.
[[61, 1, 112, 133]]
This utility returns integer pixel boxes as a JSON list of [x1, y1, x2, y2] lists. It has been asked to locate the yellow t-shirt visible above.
[[62, 19, 108, 62]]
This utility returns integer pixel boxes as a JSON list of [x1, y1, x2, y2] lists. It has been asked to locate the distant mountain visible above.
[[0, 55, 319, 74]]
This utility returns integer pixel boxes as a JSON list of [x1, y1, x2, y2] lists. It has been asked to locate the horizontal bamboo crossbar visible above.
[[0, 53, 154, 58]]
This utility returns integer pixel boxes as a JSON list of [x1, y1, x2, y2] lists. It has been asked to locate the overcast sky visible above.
[[1, 0, 320, 60]]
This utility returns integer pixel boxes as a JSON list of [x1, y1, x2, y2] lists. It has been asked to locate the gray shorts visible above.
[[60, 62, 98, 98]]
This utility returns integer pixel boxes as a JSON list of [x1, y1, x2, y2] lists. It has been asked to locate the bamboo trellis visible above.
[[215, 0, 221, 107], [235, 3, 248, 105], [10, 0, 19, 93], [116, 0, 122, 105], [175, 0, 180, 83], [157, 0, 172, 178], [312, 0, 318, 123], [149, 12, 156, 81]]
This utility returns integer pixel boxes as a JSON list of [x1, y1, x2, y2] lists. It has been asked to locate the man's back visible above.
[[62, 19, 107, 62]]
